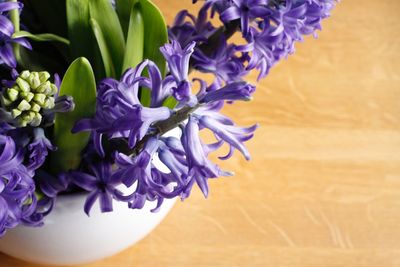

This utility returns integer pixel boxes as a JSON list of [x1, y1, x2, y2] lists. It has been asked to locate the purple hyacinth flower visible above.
[[169, 7, 216, 48], [160, 41, 197, 106], [122, 60, 175, 108], [238, 23, 287, 79], [116, 139, 156, 188], [181, 116, 232, 198], [189, 0, 336, 80], [26, 128, 56, 171], [299, 0, 336, 36], [0, 170, 36, 235], [200, 81, 255, 103], [276, 1, 310, 42], [22, 196, 54, 227], [73, 60, 171, 154], [192, 36, 247, 83], [0, 1, 31, 68], [269, 0, 335, 44], [0, 133, 38, 236], [160, 40, 193, 83], [35, 170, 70, 199], [193, 0, 232, 17], [0, 133, 24, 174], [112, 104, 171, 149], [193, 108, 258, 160], [24, 170, 60, 227], [220, 0, 270, 37], [169, 11, 200, 48], [0, 134, 22, 174], [42, 95, 75, 126], [71, 163, 122, 216], [157, 136, 188, 186], [112, 136, 182, 212]]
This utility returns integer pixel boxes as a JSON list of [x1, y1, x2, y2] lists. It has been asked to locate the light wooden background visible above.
[[1, 0, 400, 266]]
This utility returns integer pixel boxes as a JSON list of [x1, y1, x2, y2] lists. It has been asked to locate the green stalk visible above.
[[107, 103, 201, 156], [9, 0, 22, 64], [13, 31, 70, 46]]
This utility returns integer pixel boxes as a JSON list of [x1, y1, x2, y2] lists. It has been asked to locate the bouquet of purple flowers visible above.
[[0, 0, 335, 237]]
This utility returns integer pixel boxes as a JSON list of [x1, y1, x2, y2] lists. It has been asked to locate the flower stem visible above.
[[153, 104, 200, 134], [9, 0, 22, 64], [107, 103, 201, 156]]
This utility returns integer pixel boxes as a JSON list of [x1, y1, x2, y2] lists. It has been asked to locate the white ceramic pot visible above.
[[0, 192, 176, 265]]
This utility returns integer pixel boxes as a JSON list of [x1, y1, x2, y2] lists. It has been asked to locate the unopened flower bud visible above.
[[0, 70, 59, 127]]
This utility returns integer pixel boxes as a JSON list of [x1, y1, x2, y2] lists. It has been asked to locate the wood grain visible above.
[[1, 0, 400, 266]]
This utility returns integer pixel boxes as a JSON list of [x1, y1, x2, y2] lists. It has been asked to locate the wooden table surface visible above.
[[1, 1, 400, 266]]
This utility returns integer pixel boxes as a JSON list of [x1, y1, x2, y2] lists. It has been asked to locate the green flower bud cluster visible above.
[[0, 71, 58, 127]]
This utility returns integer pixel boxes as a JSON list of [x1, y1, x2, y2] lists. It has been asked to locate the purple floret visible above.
[[0, 134, 39, 236], [0, 1, 31, 68], [70, 40, 258, 214]]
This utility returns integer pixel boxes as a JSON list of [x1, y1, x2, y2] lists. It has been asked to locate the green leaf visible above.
[[52, 57, 96, 172], [66, 0, 103, 78], [122, 3, 144, 72], [89, 0, 126, 77], [138, 0, 168, 106], [116, 0, 139, 38], [140, 0, 168, 76], [90, 19, 116, 78], [13, 31, 70, 45]]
